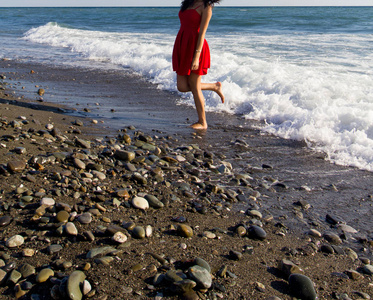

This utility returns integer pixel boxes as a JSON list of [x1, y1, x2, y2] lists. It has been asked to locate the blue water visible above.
[[1, 7, 373, 171]]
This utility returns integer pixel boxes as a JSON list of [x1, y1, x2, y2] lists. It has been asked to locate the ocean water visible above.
[[1, 7, 373, 171]]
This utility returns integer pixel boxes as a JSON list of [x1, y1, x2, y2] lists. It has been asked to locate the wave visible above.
[[23, 22, 373, 171]]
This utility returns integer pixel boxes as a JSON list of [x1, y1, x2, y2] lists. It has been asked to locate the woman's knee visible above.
[[177, 81, 190, 93]]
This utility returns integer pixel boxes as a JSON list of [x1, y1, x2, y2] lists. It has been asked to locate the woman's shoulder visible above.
[[198, 3, 213, 15]]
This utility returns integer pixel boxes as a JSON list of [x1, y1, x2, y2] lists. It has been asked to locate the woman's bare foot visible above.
[[190, 122, 208, 130], [216, 82, 225, 103]]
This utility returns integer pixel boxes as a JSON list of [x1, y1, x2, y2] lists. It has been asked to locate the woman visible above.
[[172, 0, 224, 130]]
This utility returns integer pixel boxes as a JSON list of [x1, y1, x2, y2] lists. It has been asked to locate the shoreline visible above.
[[1, 59, 373, 299]]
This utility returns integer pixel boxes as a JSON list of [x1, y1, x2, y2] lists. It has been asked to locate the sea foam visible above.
[[23, 22, 373, 171]]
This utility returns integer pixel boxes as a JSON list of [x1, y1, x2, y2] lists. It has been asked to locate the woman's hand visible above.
[[191, 55, 200, 70]]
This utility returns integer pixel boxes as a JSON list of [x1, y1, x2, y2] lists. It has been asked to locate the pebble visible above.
[[307, 229, 322, 238], [112, 231, 128, 243], [67, 270, 86, 300], [86, 246, 116, 259], [362, 264, 373, 275], [323, 232, 342, 245], [7, 269, 22, 285], [36, 268, 54, 283], [48, 244, 63, 254], [177, 224, 194, 238], [7, 160, 26, 172], [114, 150, 135, 162], [65, 222, 78, 236], [246, 209, 262, 219], [0, 269, 6, 285], [338, 224, 358, 233], [56, 210, 70, 223], [194, 257, 211, 273], [132, 196, 149, 210], [6, 235, 24, 248], [18, 263, 36, 278], [145, 194, 164, 209], [95, 256, 114, 265], [78, 212, 92, 224], [188, 265, 212, 289], [278, 259, 303, 277], [132, 226, 146, 239], [73, 158, 86, 169], [22, 248, 35, 257], [0, 215, 12, 227], [288, 274, 317, 300], [82, 280, 92, 295], [247, 225, 267, 240], [40, 197, 55, 206]]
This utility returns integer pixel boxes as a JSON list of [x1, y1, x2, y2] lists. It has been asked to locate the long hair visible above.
[[180, 0, 221, 12]]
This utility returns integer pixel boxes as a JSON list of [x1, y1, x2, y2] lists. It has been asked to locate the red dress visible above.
[[172, 7, 211, 76]]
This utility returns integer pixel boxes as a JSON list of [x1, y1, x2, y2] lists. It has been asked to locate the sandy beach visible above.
[[1, 58, 373, 299]]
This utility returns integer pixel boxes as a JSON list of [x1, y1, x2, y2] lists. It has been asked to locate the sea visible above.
[[1, 6, 373, 171]]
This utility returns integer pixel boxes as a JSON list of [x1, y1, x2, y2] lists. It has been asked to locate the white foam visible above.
[[23, 23, 373, 171]]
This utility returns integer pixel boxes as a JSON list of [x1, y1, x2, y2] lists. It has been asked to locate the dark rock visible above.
[[288, 274, 317, 300], [247, 225, 266, 240]]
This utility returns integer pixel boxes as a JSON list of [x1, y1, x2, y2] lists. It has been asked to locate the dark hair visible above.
[[180, 0, 221, 12]]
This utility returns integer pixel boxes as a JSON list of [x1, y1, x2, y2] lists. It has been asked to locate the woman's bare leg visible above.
[[188, 73, 207, 130], [201, 82, 225, 103], [177, 75, 224, 103], [177, 75, 190, 93]]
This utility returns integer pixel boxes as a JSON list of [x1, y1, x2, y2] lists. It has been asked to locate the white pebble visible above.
[[6, 235, 24, 248], [112, 232, 128, 244], [132, 197, 149, 210], [40, 197, 55, 207]]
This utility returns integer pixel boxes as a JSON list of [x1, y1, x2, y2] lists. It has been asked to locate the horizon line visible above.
[[1, 5, 372, 7]]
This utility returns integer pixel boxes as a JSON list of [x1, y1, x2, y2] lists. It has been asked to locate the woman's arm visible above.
[[191, 5, 212, 70]]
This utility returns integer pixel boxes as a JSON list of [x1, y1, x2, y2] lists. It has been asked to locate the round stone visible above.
[[246, 209, 262, 219], [362, 264, 373, 275], [36, 268, 54, 283], [78, 212, 92, 224], [83, 280, 92, 296], [22, 248, 35, 257], [67, 271, 86, 300], [132, 226, 146, 239], [307, 229, 322, 238], [73, 158, 86, 169], [18, 263, 36, 278], [236, 225, 247, 237], [56, 210, 70, 223], [0, 216, 12, 227], [338, 224, 358, 234], [144, 195, 164, 209], [177, 225, 193, 238], [131, 197, 149, 210], [65, 222, 78, 236], [86, 246, 116, 259], [112, 232, 128, 243], [145, 225, 153, 238], [114, 150, 135, 162], [7, 160, 26, 172], [194, 257, 211, 273], [247, 225, 267, 240], [6, 235, 24, 248], [288, 274, 317, 300], [91, 171, 106, 180], [40, 197, 55, 207], [203, 231, 216, 239], [188, 265, 212, 289], [48, 244, 63, 254], [323, 232, 342, 245], [94, 256, 114, 265]]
